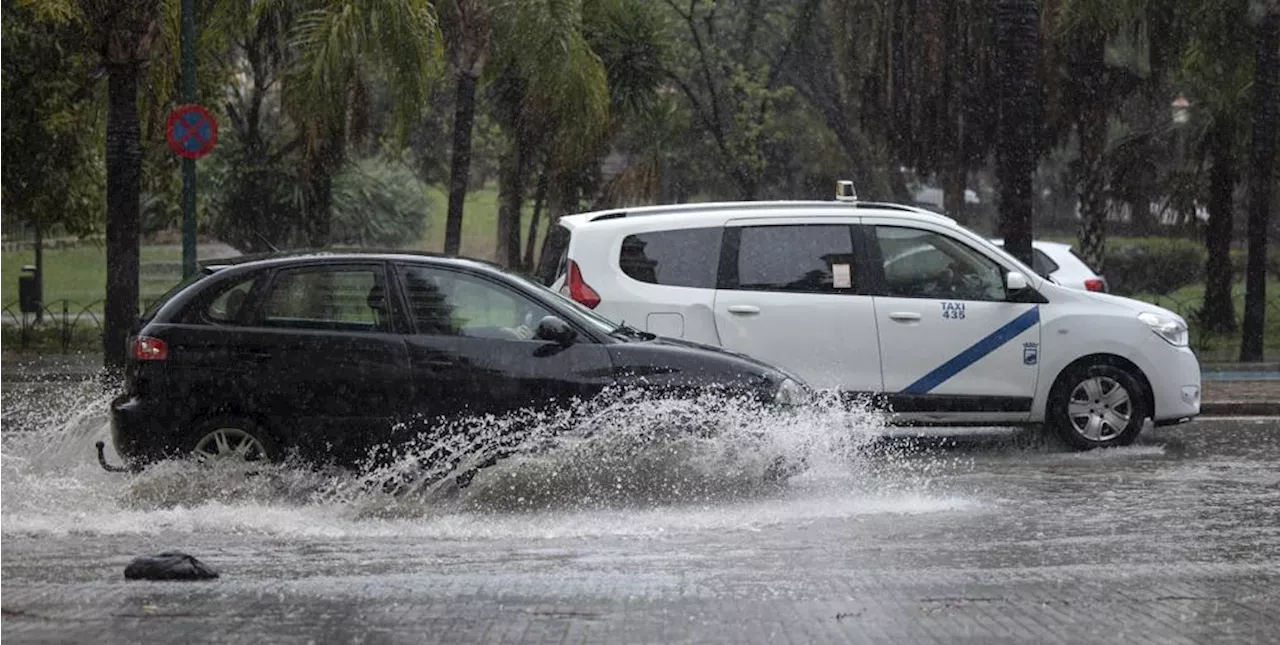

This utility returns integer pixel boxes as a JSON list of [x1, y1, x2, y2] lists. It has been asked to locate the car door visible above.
[[711, 218, 883, 394], [392, 263, 614, 434], [867, 223, 1041, 422], [234, 262, 413, 464]]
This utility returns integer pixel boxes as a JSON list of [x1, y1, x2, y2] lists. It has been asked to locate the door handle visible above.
[[888, 312, 922, 322], [726, 305, 760, 315], [424, 357, 457, 368], [235, 350, 272, 362]]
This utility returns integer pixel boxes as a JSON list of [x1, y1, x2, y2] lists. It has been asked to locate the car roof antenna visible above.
[[253, 230, 281, 253]]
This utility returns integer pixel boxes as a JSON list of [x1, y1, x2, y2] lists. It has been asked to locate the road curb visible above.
[[1200, 401, 1280, 417]]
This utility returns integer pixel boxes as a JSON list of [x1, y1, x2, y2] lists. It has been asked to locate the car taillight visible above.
[[132, 336, 168, 361], [564, 260, 601, 309], [1084, 279, 1107, 293]]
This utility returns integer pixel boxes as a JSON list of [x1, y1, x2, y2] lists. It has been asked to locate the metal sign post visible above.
[[180, 0, 197, 278]]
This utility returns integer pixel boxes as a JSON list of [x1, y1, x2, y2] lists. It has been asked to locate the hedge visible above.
[[1103, 238, 1206, 297]]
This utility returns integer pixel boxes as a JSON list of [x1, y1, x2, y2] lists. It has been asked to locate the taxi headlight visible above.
[[1138, 312, 1189, 347], [774, 378, 810, 406]]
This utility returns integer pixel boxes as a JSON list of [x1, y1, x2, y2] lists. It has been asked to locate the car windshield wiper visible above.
[[611, 321, 656, 340]]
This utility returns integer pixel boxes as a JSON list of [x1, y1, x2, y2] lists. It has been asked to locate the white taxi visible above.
[[534, 186, 1201, 449]]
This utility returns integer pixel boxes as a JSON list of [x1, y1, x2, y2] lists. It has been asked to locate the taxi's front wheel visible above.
[[1047, 363, 1148, 450]]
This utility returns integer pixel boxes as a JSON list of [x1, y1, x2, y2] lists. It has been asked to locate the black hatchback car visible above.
[[110, 252, 809, 470]]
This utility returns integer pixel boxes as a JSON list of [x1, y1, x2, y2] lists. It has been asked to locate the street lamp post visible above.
[[1171, 93, 1192, 227]]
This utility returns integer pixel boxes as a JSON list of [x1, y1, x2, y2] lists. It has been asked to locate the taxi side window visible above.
[[875, 226, 1006, 301], [720, 224, 858, 294], [1031, 249, 1058, 278]]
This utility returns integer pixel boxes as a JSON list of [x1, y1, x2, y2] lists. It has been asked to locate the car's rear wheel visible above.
[[1047, 363, 1148, 450], [187, 418, 275, 464]]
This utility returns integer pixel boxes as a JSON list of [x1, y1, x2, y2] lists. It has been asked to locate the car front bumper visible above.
[[1141, 336, 1201, 424]]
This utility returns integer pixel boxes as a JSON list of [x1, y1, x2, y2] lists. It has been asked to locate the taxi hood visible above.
[[1042, 280, 1186, 322]]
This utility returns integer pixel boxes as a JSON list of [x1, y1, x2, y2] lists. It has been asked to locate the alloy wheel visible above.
[[192, 428, 268, 463], [1066, 376, 1132, 442]]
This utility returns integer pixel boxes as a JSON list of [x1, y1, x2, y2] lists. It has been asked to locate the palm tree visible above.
[[277, 0, 441, 247], [1177, 0, 1256, 334], [519, 0, 666, 266], [486, 0, 609, 268], [438, 0, 493, 256], [1240, 3, 1280, 361], [1047, 0, 1146, 274], [24, 0, 165, 368], [995, 0, 1040, 267]]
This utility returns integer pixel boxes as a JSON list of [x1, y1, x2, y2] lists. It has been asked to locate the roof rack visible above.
[[586, 200, 953, 223]]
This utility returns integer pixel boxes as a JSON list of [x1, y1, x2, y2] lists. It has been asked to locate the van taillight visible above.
[[1084, 279, 1107, 293], [564, 260, 601, 309], [133, 336, 168, 361]]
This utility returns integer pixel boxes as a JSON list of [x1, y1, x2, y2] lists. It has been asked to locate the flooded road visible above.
[[2, 380, 1278, 644]]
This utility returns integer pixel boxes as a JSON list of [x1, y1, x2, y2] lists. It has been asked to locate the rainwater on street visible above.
[[2, 379, 1278, 644]]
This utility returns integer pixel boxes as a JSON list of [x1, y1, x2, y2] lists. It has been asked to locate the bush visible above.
[[206, 143, 431, 252], [1230, 248, 1280, 281], [1104, 238, 1205, 297], [330, 156, 431, 247]]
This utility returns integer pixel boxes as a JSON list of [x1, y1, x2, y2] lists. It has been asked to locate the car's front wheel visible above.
[[186, 417, 275, 464], [1047, 363, 1148, 450]]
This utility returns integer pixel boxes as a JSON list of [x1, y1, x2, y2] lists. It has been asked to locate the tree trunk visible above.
[[1077, 102, 1108, 274], [304, 134, 343, 248], [523, 167, 549, 269], [994, 0, 1038, 267], [444, 72, 479, 256], [1201, 118, 1238, 334], [103, 63, 143, 369], [495, 140, 525, 268], [1241, 10, 1279, 361]]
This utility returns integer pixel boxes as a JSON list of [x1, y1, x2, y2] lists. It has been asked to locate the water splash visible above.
[[2, 383, 980, 538]]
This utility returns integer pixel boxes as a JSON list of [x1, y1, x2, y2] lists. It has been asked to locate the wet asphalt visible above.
[[2, 406, 1278, 644]]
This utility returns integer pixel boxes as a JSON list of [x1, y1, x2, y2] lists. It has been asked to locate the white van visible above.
[[534, 191, 1201, 449]]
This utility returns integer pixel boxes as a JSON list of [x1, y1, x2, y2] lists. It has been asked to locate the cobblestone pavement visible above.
[[3, 418, 1278, 644]]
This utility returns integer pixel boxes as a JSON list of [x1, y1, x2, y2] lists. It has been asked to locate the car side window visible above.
[[722, 224, 857, 294], [875, 226, 1006, 301], [618, 227, 721, 288], [258, 265, 391, 332], [204, 277, 257, 324], [397, 265, 552, 341]]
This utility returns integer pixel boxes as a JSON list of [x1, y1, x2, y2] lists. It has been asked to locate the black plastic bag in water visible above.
[[124, 552, 220, 581]]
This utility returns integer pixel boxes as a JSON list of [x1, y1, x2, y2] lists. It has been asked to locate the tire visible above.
[[1047, 363, 1148, 450], [185, 417, 276, 464]]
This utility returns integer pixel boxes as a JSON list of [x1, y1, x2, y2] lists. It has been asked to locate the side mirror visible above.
[[535, 315, 577, 346], [1006, 271, 1029, 292]]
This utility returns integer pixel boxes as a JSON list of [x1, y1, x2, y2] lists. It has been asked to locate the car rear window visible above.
[[535, 224, 572, 286], [618, 227, 722, 289], [140, 267, 213, 322]]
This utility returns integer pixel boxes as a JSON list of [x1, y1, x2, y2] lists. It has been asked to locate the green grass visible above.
[[1131, 280, 1280, 362], [1, 245, 184, 313], [1, 183, 556, 315], [419, 183, 553, 262]]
